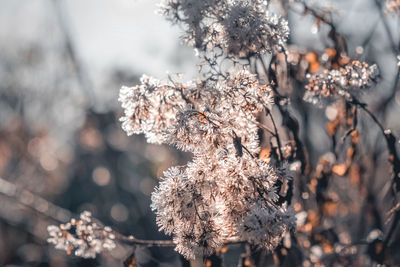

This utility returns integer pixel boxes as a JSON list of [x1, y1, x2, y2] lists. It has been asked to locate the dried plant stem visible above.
[[266, 108, 284, 161]]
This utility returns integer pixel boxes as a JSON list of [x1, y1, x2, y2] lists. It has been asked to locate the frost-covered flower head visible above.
[[159, 0, 289, 57]]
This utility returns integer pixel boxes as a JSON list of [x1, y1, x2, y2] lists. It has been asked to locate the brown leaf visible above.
[[259, 148, 271, 163], [332, 164, 347, 176], [326, 118, 340, 136], [351, 130, 359, 144], [323, 200, 338, 216], [306, 52, 321, 73]]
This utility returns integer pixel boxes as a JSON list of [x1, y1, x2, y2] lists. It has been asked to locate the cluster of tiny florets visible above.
[[116, 0, 295, 259], [119, 75, 191, 143], [119, 70, 295, 258], [47, 211, 116, 259], [119, 71, 272, 154], [221, 3, 289, 56], [150, 152, 295, 259], [159, 0, 289, 57], [304, 60, 378, 104], [240, 202, 295, 249]]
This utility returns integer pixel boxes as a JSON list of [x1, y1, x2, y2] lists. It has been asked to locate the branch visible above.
[[349, 96, 400, 191], [348, 95, 400, 258], [0, 176, 246, 259], [266, 108, 284, 161]]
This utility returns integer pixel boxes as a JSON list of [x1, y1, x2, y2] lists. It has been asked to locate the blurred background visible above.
[[0, 0, 399, 266], [0, 0, 196, 266]]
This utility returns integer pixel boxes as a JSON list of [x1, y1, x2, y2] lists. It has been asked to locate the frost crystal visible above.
[[47, 211, 116, 258]]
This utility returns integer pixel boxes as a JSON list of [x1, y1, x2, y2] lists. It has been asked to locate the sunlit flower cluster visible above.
[[47, 211, 116, 259], [158, 0, 289, 57], [151, 153, 295, 259], [119, 75, 191, 143], [304, 60, 378, 104], [116, 0, 296, 259], [119, 70, 295, 258], [119, 71, 272, 154]]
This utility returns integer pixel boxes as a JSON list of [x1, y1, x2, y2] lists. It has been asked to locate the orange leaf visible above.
[[332, 164, 347, 176], [323, 201, 338, 216], [325, 48, 337, 58], [259, 148, 271, 162], [326, 118, 340, 136]]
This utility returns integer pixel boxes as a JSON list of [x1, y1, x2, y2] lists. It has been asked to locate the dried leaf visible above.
[[323, 201, 338, 216], [332, 164, 347, 176], [305, 52, 321, 73], [259, 148, 271, 162], [325, 48, 337, 58], [326, 118, 340, 136]]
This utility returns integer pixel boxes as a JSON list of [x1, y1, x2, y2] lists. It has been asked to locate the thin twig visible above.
[[266, 108, 284, 161]]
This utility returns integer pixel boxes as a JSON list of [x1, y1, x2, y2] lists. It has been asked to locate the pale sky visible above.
[[0, 0, 197, 78]]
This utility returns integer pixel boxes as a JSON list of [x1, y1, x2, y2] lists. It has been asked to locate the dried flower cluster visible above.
[[117, 0, 297, 259], [158, 0, 289, 57], [119, 70, 295, 258], [119, 71, 272, 151], [47, 211, 116, 259], [304, 60, 378, 104]]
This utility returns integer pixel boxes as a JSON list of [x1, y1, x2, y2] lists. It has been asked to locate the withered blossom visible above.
[[158, 0, 289, 57], [120, 70, 295, 258], [119, 71, 272, 155], [221, 3, 289, 56], [77, 0, 294, 260], [47, 211, 116, 259], [304, 60, 378, 104]]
